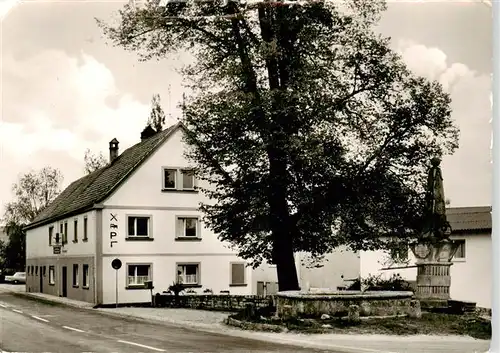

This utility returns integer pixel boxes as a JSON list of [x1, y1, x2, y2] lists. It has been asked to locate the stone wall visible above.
[[154, 294, 274, 312], [275, 291, 420, 319]]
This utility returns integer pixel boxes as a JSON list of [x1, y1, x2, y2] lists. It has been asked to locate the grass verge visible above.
[[230, 312, 491, 340]]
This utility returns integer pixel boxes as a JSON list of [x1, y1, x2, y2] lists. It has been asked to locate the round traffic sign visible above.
[[111, 258, 122, 270]]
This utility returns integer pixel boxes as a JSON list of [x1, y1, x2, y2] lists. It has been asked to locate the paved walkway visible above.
[[15, 290, 96, 309], [0, 285, 491, 353], [0, 291, 328, 353]]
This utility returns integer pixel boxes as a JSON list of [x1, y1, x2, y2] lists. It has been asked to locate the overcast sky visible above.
[[0, 0, 492, 215]]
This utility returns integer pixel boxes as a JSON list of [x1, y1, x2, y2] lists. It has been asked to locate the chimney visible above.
[[141, 125, 157, 141], [109, 138, 119, 163]]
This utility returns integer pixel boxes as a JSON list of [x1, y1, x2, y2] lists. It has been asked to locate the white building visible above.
[[360, 206, 492, 309], [253, 249, 360, 296], [24, 123, 358, 305]]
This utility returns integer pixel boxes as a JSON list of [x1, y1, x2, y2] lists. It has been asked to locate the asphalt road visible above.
[[0, 292, 338, 353]]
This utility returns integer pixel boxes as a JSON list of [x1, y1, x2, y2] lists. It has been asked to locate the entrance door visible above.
[[61, 266, 68, 297], [39, 269, 43, 293]]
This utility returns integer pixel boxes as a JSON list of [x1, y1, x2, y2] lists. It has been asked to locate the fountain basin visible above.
[[275, 289, 419, 318]]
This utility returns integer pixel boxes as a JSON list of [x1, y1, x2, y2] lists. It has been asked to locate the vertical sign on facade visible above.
[[110, 213, 118, 248]]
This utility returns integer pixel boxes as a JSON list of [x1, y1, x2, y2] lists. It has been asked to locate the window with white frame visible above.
[[163, 168, 177, 189], [177, 264, 199, 285], [83, 217, 88, 241], [162, 168, 196, 191], [49, 266, 55, 285], [72, 264, 79, 287], [176, 217, 199, 238], [453, 239, 466, 260], [181, 169, 195, 190], [82, 264, 89, 288], [63, 221, 68, 244], [59, 223, 64, 244], [48, 226, 54, 246], [127, 216, 150, 237], [127, 264, 151, 287], [73, 219, 78, 242]]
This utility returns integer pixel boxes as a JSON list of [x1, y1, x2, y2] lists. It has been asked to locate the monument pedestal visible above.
[[411, 239, 460, 310], [415, 261, 453, 309]]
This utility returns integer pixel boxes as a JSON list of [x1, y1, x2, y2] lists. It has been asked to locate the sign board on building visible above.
[[53, 246, 61, 255]]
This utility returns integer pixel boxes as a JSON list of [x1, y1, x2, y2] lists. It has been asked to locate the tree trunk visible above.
[[273, 228, 300, 291], [228, 4, 300, 291], [258, 5, 300, 292], [268, 147, 300, 292]]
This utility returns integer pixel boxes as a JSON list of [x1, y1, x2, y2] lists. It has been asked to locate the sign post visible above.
[[111, 258, 122, 308]]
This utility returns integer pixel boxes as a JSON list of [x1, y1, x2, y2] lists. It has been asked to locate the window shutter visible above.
[[231, 263, 245, 285]]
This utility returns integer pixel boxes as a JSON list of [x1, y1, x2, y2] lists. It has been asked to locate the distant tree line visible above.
[[0, 167, 63, 273]]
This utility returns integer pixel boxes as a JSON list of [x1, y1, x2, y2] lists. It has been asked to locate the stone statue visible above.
[[423, 158, 450, 239], [410, 157, 461, 307], [412, 158, 458, 263]]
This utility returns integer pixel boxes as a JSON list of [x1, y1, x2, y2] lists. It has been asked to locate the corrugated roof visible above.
[[446, 206, 492, 232], [26, 123, 181, 230]]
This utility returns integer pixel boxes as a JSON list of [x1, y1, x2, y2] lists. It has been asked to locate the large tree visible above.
[[4, 167, 63, 224], [1, 167, 63, 271], [99, 0, 459, 290], [148, 93, 167, 132], [1, 222, 26, 272], [84, 148, 108, 174]]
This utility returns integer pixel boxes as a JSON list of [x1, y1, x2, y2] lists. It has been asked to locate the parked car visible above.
[[5, 272, 26, 284]]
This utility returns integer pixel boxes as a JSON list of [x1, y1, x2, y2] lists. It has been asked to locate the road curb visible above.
[[6, 290, 490, 353], [10, 291, 94, 309]]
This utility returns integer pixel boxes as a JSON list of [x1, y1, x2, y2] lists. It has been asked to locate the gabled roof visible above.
[[447, 206, 492, 232], [25, 123, 182, 230]]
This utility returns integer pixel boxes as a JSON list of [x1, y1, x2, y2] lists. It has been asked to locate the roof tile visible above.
[[27, 123, 180, 229], [447, 206, 491, 231]]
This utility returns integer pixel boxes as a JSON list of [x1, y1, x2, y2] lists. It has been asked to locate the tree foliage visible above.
[[84, 149, 108, 174], [148, 93, 166, 132], [1, 167, 63, 272], [98, 0, 458, 290], [0, 222, 26, 272], [3, 167, 63, 224]]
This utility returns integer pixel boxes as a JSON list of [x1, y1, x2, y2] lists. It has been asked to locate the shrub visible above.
[[347, 274, 414, 292], [168, 282, 185, 296]]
